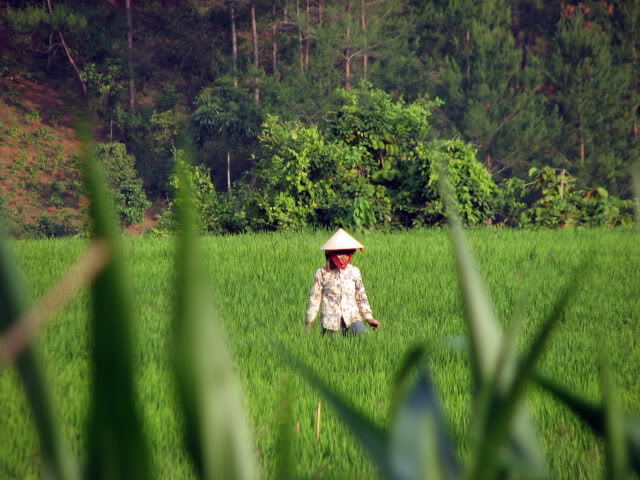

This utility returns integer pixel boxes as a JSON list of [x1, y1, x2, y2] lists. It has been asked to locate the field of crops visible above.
[[1, 228, 639, 479]]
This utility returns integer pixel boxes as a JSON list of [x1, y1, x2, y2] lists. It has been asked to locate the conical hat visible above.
[[320, 228, 365, 252]]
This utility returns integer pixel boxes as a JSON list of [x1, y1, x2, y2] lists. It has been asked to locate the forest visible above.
[[1, 0, 639, 234]]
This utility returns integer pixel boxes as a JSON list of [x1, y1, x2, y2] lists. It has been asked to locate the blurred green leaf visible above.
[[390, 367, 459, 480], [80, 122, 153, 480], [172, 151, 257, 480], [599, 349, 629, 480], [281, 346, 393, 479], [534, 372, 640, 474], [0, 225, 77, 480], [438, 173, 546, 479]]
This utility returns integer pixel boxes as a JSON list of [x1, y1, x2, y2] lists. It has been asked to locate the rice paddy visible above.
[[1, 228, 639, 479]]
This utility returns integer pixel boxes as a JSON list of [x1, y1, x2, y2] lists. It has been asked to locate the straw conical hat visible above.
[[320, 228, 365, 252]]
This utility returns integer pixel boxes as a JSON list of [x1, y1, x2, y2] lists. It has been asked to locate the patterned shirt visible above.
[[305, 264, 374, 331]]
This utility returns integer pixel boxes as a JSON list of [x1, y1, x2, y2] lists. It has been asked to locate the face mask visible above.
[[329, 253, 352, 270]]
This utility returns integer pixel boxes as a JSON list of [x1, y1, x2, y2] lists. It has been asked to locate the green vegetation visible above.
[[3, 0, 639, 237], [2, 228, 638, 478], [96, 142, 150, 227]]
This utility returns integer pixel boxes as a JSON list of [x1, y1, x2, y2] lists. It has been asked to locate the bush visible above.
[[395, 140, 497, 227], [494, 177, 528, 227], [96, 142, 150, 227], [493, 166, 634, 228], [34, 211, 80, 238], [157, 148, 220, 233]]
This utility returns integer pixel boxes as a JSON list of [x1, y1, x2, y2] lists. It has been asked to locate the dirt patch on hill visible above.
[[0, 77, 85, 235], [1, 76, 163, 237]]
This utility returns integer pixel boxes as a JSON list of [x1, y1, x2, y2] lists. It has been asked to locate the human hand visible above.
[[366, 318, 380, 329]]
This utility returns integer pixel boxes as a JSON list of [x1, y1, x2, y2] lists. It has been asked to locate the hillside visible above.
[[0, 77, 85, 236], [0, 77, 162, 236]]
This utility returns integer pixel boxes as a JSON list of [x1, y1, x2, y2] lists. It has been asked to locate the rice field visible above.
[[1, 228, 639, 479]]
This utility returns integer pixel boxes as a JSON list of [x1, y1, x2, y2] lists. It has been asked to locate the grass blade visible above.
[[599, 349, 629, 480], [390, 368, 459, 480], [281, 346, 393, 479], [0, 225, 77, 480], [438, 173, 545, 478], [81, 122, 153, 480], [477, 260, 588, 478], [172, 153, 257, 480], [0, 241, 110, 367], [534, 372, 640, 474]]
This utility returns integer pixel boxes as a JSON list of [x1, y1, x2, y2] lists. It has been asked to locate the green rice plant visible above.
[[0, 216, 77, 480], [171, 148, 257, 480], [77, 122, 153, 480], [282, 174, 640, 479], [0, 128, 257, 480]]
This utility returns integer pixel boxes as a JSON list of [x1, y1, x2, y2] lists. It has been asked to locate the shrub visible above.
[[395, 140, 497, 227], [494, 177, 528, 227], [514, 167, 632, 227], [96, 142, 150, 227], [35, 211, 80, 238], [157, 148, 219, 233]]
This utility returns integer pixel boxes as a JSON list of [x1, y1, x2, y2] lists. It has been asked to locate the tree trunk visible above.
[[360, 0, 367, 79], [579, 136, 585, 164], [46, 0, 87, 102], [345, 0, 352, 91], [227, 151, 232, 193], [465, 28, 471, 87], [126, 0, 135, 112], [304, 0, 310, 67], [297, 0, 304, 73], [230, 1, 238, 87], [272, 0, 277, 76], [485, 153, 493, 174], [318, 0, 323, 25], [251, 3, 260, 102]]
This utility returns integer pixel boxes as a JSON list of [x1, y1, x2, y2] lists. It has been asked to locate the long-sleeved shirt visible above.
[[305, 264, 374, 331]]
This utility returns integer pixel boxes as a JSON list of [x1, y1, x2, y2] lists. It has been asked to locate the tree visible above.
[[192, 76, 263, 191], [6, 1, 88, 101], [126, 0, 135, 111], [417, 0, 559, 178], [547, 7, 639, 195]]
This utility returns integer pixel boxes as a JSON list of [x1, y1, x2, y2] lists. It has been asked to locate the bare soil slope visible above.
[[0, 77, 85, 235]]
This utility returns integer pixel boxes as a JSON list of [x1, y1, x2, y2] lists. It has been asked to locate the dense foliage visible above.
[[96, 142, 150, 226], [2, 0, 639, 235]]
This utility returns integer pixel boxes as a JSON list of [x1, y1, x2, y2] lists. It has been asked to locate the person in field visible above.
[[305, 228, 381, 335]]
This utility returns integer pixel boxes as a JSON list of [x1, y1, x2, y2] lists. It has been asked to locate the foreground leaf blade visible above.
[[534, 372, 640, 474], [172, 153, 257, 480], [599, 350, 629, 480], [486, 259, 588, 478], [81, 123, 153, 480], [282, 347, 393, 479], [390, 368, 459, 480], [0, 226, 77, 480], [438, 174, 546, 478]]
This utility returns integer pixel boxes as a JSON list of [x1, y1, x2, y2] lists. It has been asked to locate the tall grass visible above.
[[1, 135, 639, 478]]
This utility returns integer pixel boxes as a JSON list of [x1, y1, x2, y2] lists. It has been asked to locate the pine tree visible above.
[[547, 4, 639, 196], [415, 0, 559, 178]]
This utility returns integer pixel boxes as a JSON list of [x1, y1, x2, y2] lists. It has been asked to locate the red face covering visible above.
[[329, 252, 353, 270]]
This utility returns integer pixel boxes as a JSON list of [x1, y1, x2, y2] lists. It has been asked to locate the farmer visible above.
[[305, 228, 381, 335]]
